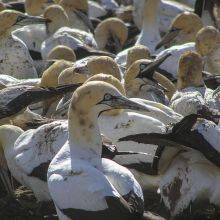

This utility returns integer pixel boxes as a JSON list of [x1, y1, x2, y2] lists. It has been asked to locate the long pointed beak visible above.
[[136, 54, 171, 79], [155, 29, 181, 50], [109, 96, 151, 112], [15, 14, 50, 26], [56, 93, 72, 113]]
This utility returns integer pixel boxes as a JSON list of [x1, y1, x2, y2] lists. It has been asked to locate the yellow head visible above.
[[156, 12, 203, 50], [94, 17, 128, 53], [195, 26, 220, 56], [43, 4, 69, 34], [0, 10, 48, 36], [58, 66, 88, 86], [87, 56, 122, 81], [126, 45, 151, 69], [47, 45, 76, 62], [85, 73, 126, 116], [177, 51, 204, 89]]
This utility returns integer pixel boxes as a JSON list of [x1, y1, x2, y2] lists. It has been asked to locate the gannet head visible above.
[[85, 73, 126, 116], [195, 26, 220, 57], [87, 56, 122, 81], [40, 60, 73, 115], [126, 45, 151, 69], [59, 0, 88, 14], [58, 67, 88, 86], [156, 12, 203, 50], [25, 0, 54, 16], [177, 51, 204, 90], [94, 18, 128, 54], [69, 81, 151, 119], [0, 10, 49, 35], [43, 4, 69, 34], [124, 54, 171, 98], [47, 45, 76, 62]]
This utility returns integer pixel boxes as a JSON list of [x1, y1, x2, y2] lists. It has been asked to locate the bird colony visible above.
[[0, 0, 219, 219]]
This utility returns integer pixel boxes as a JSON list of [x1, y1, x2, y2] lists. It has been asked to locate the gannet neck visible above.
[[68, 106, 102, 163], [0, 125, 23, 154], [143, 0, 160, 25]]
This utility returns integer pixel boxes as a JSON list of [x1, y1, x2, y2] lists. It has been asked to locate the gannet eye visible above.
[[139, 63, 146, 72], [104, 93, 112, 101]]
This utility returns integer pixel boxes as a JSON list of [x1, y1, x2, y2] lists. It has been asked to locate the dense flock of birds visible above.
[[0, 0, 219, 219]]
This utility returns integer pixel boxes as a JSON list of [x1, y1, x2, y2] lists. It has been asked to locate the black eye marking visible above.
[[170, 27, 181, 32], [139, 63, 147, 72], [16, 15, 26, 23]]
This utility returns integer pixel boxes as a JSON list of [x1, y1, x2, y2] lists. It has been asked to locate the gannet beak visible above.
[[155, 28, 181, 50], [100, 95, 151, 112], [15, 14, 50, 26], [56, 93, 72, 112], [136, 54, 171, 79]]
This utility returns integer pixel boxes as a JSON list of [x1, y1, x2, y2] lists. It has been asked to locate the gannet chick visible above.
[[47, 81, 156, 219], [59, 0, 93, 32], [0, 10, 49, 79], [136, 0, 162, 53], [25, 0, 54, 16], [195, 26, 220, 75], [171, 51, 220, 122], [47, 45, 76, 62], [94, 17, 128, 54], [124, 56, 176, 104], [156, 12, 203, 50]]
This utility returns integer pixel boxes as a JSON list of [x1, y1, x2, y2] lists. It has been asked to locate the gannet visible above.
[[54, 74, 178, 193], [156, 12, 203, 50], [0, 10, 49, 79], [47, 81, 156, 219], [154, 12, 203, 80], [170, 51, 220, 122], [94, 17, 128, 54], [4, 118, 150, 201], [14, 4, 69, 54], [136, 0, 162, 54], [120, 114, 220, 218]]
